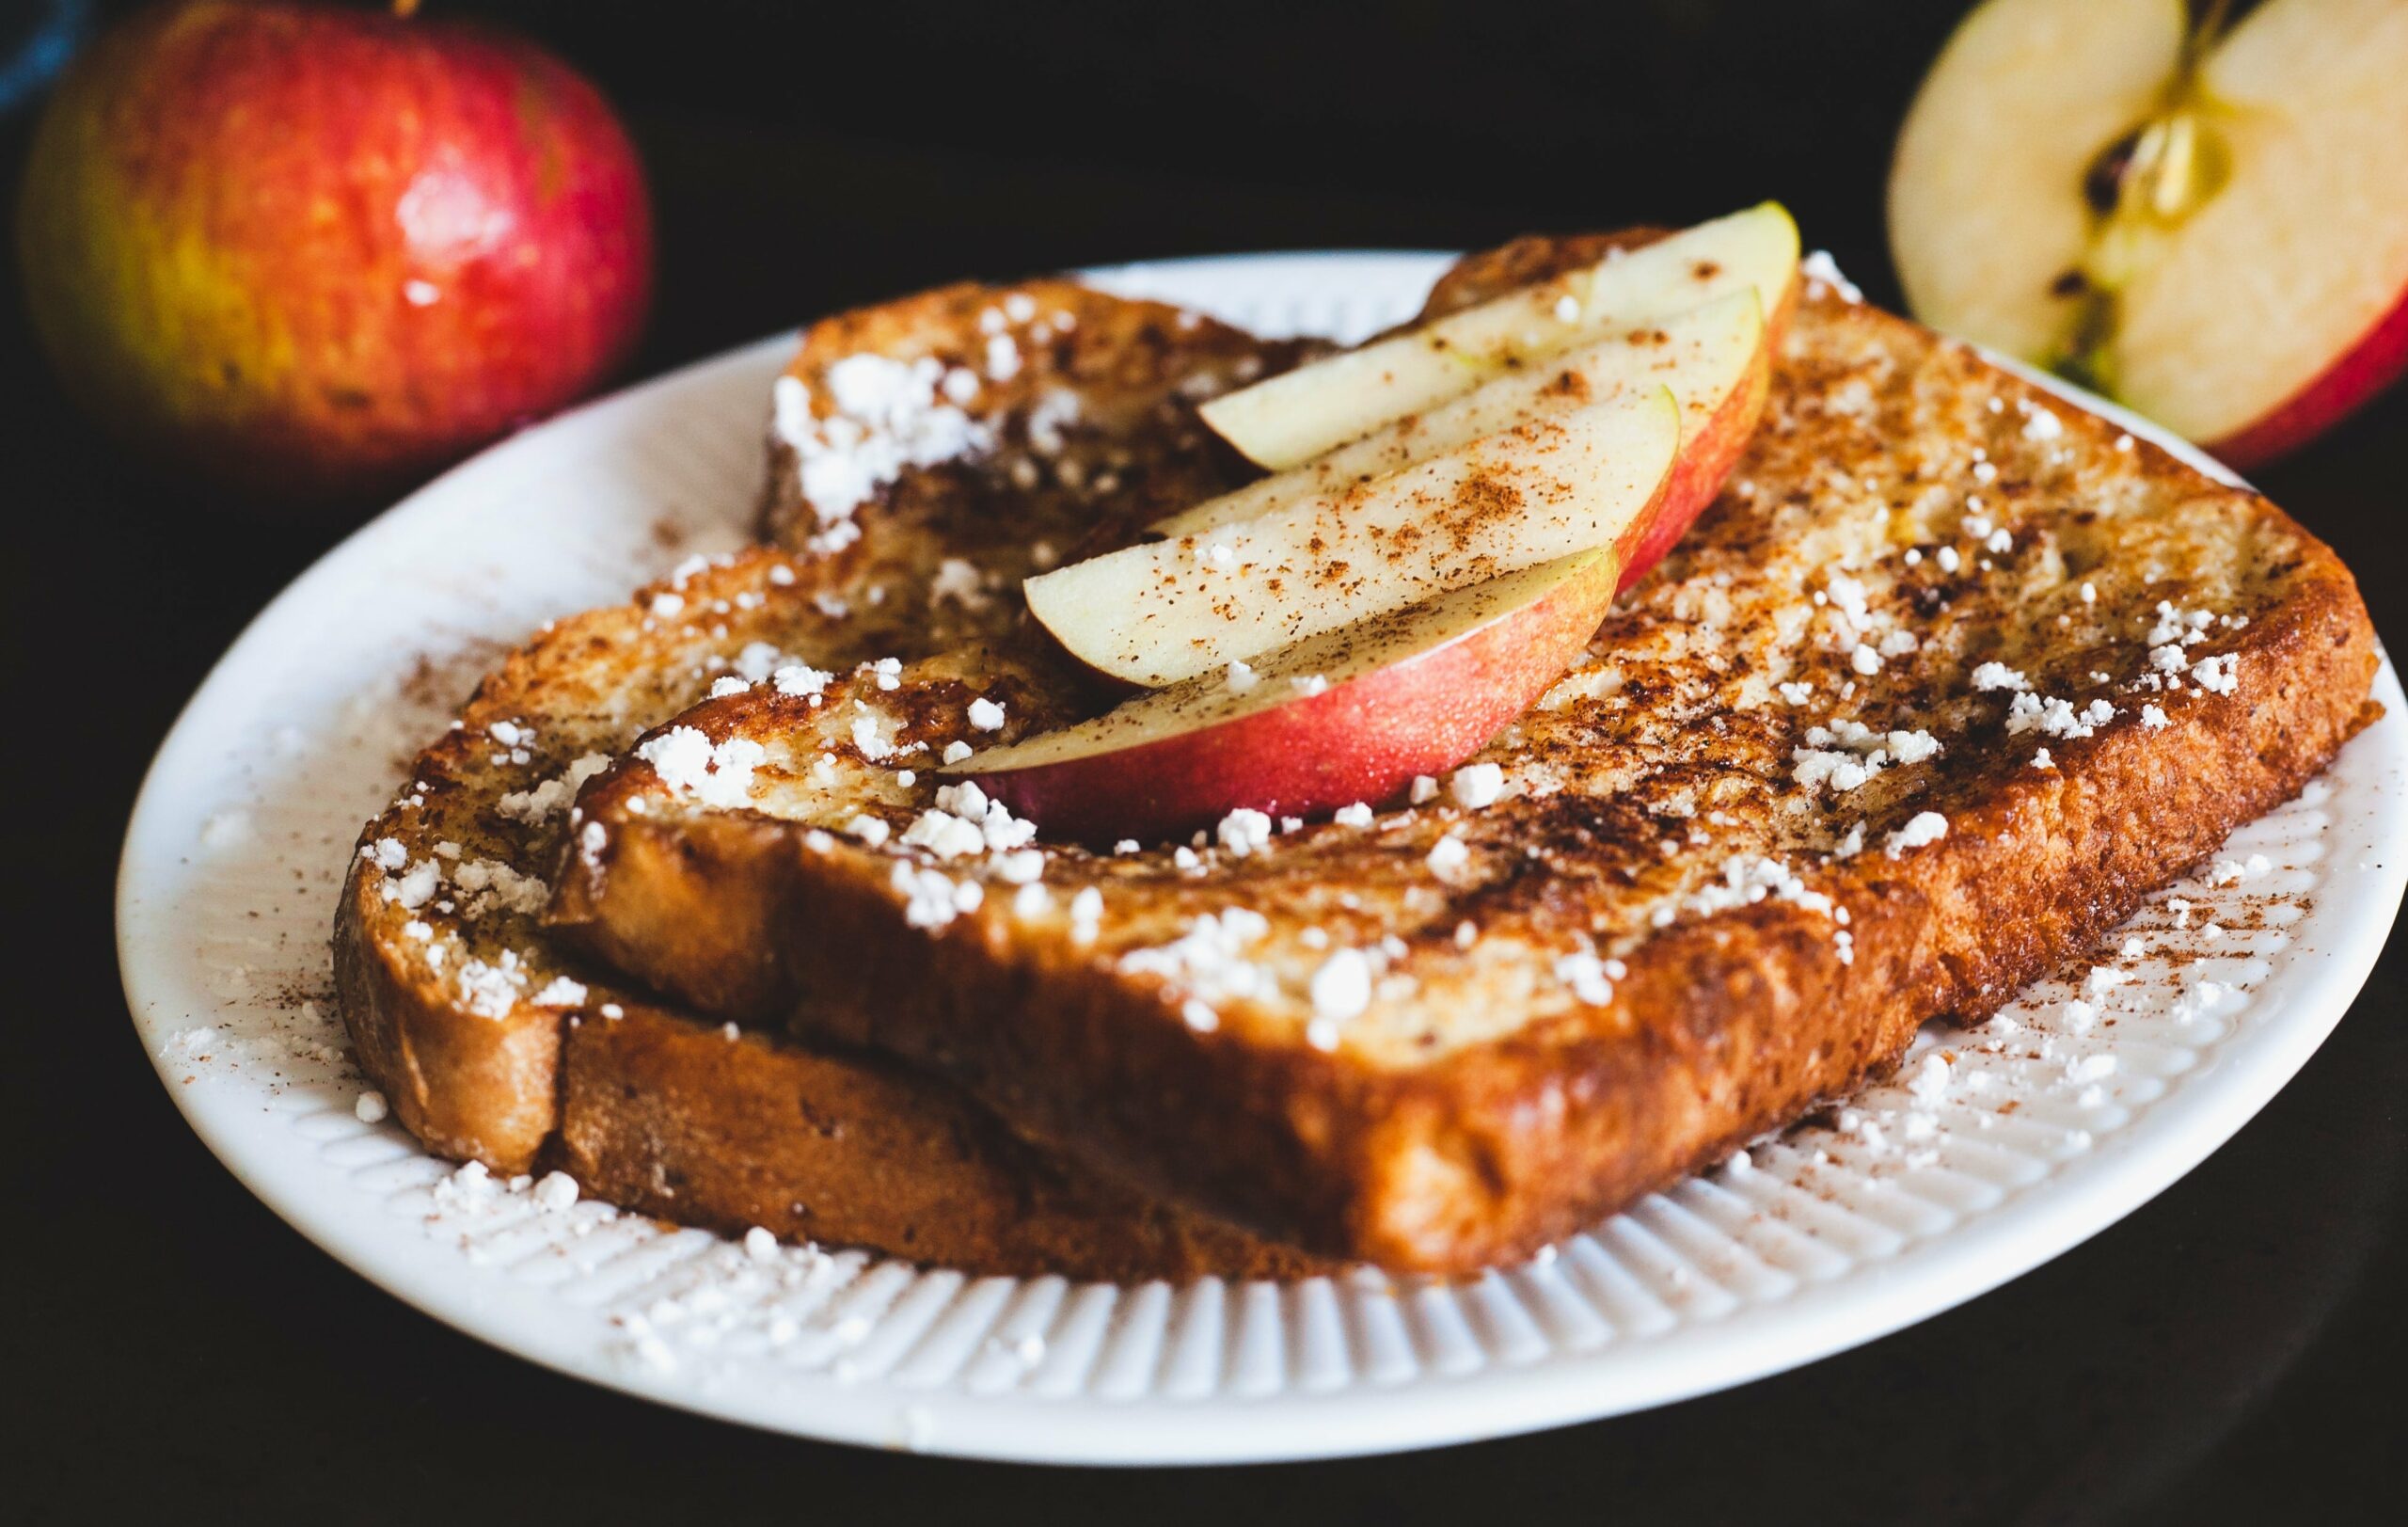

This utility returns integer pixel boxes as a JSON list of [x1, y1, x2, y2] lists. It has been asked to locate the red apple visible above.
[[1890, 0, 2408, 469], [16, 0, 653, 507], [1025, 387, 1678, 687], [1155, 289, 1771, 596], [961, 550, 1617, 841]]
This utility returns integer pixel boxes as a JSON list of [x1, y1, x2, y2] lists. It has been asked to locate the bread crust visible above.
[[556, 1004, 1323, 1281], [335, 864, 561, 1169], [552, 262, 2382, 1272], [334, 278, 1321, 1280]]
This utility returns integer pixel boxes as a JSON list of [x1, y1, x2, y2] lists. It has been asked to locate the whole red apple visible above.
[[16, 0, 653, 507]]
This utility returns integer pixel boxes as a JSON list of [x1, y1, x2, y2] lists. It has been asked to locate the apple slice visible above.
[[1153, 290, 1767, 594], [1026, 387, 1677, 687], [961, 550, 1616, 841], [1891, 0, 2408, 467], [1197, 202, 1797, 469]]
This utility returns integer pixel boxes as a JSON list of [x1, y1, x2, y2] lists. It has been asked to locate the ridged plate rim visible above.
[[117, 250, 2408, 1464]]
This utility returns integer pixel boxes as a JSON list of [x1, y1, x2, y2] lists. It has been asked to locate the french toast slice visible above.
[[335, 280, 1328, 1280], [548, 247, 2380, 1274]]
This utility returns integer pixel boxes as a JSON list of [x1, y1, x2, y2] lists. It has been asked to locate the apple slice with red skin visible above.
[[958, 550, 1617, 842], [1890, 0, 2408, 469], [1155, 291, 1768, 596], [1025, 387, 1678, 688], [1197, 202, 1797, 470]]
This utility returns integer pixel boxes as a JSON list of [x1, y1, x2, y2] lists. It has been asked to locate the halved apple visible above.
[[1891, 0, 2408, 468], [960, 550, 1616, 841], [1197, 201, 1797, 470], [1026, 387, 1678, 687], [1156, 290, 1767, 595]]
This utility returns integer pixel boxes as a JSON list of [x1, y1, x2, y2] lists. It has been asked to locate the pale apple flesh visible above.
[[1025, 387, 1678, 687], [961, 551, 1618, 842], [2208, 285, 2408, 470], [1197, 202, 1798, 469], [1153, 290, 1769, 593], [2113, 0, 2408, 460], [1889, 0, 2185, 370], [1609, 304, 1769, 589], [1889, 0, 2408, 467]]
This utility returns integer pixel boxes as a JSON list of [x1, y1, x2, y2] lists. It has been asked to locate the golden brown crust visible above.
[[551, 254, 2381, 1273], [334, 863, 561, 1171], [334, 277, 1319, 1279], [760, 276, 1322, 562], [1418, 230, 1671, 321], [574, 546, 2375, 1270], [555, 1005, 1325, 1282], [1345, 562, 2375, 1265]]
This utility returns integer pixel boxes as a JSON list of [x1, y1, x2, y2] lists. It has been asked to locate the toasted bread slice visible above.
[[547, 249, 2380, 1274], [336, 281, 1326, 1280]]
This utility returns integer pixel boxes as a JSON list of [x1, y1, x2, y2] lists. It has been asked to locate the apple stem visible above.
[[2183, 1, 2245, 56], [392, 0, 421, 18]]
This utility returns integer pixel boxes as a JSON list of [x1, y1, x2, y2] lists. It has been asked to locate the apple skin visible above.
[[2206, 285, 2408, 472], [16, 0, 653, 508], [970, 552, 1619, 843], [1154, 288, 1780, 601], [1029, 389, 1677, 689], [1888, 0, 2408, 473], [1612, 314, 1772, 591]]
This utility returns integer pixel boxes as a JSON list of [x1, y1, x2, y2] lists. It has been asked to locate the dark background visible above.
[[6, 1, 2403, 1520]]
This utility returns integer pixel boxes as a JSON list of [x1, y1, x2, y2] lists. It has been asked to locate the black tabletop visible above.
[[9, 3, 2404, 1520]]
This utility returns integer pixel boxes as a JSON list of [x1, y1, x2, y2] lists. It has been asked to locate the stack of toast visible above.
[[337, 224, 2377, 1280]]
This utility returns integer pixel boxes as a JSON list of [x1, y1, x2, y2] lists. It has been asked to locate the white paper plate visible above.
[[118, 252, 2408, 1464]]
